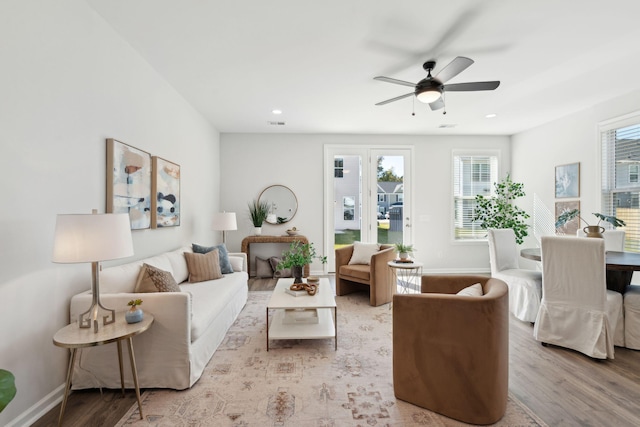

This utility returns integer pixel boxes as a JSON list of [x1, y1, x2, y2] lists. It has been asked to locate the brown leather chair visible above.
[[335, 244, 395, 306], [393, 275, 509, 425]]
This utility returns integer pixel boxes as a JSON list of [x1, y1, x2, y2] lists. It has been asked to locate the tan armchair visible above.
[[393, 275, 509, 425], [335, 244, 395, 306]]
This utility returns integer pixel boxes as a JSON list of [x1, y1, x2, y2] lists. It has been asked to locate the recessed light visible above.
[[272, 109, 283, 115], [485, 113, 497, 119]]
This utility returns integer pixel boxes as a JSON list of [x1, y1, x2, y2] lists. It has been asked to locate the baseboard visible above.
[[6, 384, 64, 427]]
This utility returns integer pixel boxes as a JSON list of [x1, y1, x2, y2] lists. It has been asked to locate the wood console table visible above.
[[241, 235, 310, 277]]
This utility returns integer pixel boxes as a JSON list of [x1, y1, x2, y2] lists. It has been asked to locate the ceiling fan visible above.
[[374, 56, 500, 111]]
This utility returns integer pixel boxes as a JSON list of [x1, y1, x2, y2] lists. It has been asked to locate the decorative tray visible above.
[[394, 259, 414, 263]]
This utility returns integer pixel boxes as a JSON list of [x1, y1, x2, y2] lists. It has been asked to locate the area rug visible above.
[[116, 291, 547, 427]]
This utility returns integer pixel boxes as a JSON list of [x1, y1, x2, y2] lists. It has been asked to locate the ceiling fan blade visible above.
[[374, 76, 416, 88], [375, 92, 414, 106], [435, 56, 474, 83], [443, 81, 500, 91], [428, 99, 445, 111]]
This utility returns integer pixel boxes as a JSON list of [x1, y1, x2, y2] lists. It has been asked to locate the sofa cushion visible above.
[[166, 247, 191, 283], [101, 254, 173, 293], [348, 242, 381, 265], [456, 283, 483, 297], [192, 243, 233, 274], [185, 250, 223, 283], [134, 263, 181, 293], [229, 255, 244, 272]]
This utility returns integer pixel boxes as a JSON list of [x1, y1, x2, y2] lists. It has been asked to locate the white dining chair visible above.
[[487, 228, 542, 323], [576, 228, 626, 251], [624, 284, 640, 350], [534, 236, 623, 359]]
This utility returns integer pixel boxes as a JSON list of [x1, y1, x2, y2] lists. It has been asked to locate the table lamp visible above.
[[212, 212, 237, 244], [52, 210, 134, 332]]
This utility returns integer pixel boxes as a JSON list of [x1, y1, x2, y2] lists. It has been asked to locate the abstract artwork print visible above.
[[106, 139, 151, 229], [152, 156, 180, 228]]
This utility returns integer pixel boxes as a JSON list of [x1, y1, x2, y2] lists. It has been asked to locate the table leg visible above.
[[57, 348, 77, 427], [334, 306, 338, 351], [266, 307, 269, 351], [117, 340, 125, 396], [607, 270, 633, 294], [126, 337, 144, 419]]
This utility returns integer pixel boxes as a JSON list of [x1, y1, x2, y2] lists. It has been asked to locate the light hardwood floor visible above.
[[32, 276, 640, 427]]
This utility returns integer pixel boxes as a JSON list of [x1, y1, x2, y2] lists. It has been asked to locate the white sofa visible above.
[[68, 246, 248, 390]]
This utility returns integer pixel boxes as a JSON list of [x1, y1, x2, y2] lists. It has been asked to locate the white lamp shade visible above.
[[212, 212, 237, 231], [52, 213, 134, 263]]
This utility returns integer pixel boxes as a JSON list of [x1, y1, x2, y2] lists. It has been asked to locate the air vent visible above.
[[268, 121, 286, 126], [438, 124, 457, 128]]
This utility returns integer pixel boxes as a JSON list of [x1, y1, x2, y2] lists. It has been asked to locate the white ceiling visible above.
[[87, 0, 640, 136]]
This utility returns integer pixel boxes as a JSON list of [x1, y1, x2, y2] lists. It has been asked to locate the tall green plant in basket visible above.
[[472, 174, 530, 244]]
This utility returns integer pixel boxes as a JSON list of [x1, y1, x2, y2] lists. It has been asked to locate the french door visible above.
[[324, 145, 412, 271]]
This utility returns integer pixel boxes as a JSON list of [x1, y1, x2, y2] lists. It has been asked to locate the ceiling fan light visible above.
[[416, 87, 442, 104]]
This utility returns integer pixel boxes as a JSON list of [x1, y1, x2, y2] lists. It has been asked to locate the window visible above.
[[343, 196, 355, 220], [334, 158, 344, 178], [601, 117, 640, 252], [453, 152, 499, 240]]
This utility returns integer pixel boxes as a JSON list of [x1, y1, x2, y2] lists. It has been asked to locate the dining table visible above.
[[520, 248, 640, 293]]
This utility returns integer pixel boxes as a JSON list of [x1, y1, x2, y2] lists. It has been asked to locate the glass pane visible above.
[[377, 155, 404, 245], [334, 155, 361, 248]]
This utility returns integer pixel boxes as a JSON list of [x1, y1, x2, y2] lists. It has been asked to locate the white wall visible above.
[[0, 1, 220, 425], [220, 133, 510, 274], [512, 89, 640, 268]]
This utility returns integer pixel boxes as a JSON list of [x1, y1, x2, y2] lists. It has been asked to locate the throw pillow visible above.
[[228, 255, 244, 272], [269, 256, 292, 278], [348, 241, 381, 265], [192, 243, 234, 274], [184, 250, 223, 283], [456, 283, 484, 297], [134, 263, 181, 293], [255, 256, 274, 278]]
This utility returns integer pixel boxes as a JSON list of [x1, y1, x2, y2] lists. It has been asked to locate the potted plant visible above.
[[472, 173, 530, 244], [126, 299, 144, 324], [248, 199, 269, 235], [277, 241, 327, 284], [394, 243, 414, 260], [0, 369, 16, 413], [555, 209, 625, 237]]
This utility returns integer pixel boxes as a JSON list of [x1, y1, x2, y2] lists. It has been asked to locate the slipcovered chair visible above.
[[393, 275, 509, 425], [335, 242, 395, 306], [576, 228, 626, 251], [624, 285, 640, 350], [534, 236, 623, 359], [487, 228, 542, 322]]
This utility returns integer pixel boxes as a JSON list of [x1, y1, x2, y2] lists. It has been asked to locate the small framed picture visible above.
[[151, 156, 181, 228], [556, 200, 580, 235], [555, 162, 580, 198], [106, 139, 152, 230]]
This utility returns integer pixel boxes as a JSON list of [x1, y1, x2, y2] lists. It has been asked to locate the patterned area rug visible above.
[[116, 291, 547, 427]]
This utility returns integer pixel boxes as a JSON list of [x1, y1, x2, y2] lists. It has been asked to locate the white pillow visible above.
[[228, 255, 244, 272], [348, 242, 381, 265], [456, 283, 483, 297]]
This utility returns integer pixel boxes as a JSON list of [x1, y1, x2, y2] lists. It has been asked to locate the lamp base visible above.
[[79, 261, 116, 333]]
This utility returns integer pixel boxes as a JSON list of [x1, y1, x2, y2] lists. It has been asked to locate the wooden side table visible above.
[[241, 234, 310, 277], [53, 314, 154, 426]]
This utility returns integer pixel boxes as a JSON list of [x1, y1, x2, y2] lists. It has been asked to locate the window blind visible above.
[[453, 154, 498, 240], [601, 121, 640, 252]]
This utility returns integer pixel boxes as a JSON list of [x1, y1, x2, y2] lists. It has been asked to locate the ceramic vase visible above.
[[125, 307, 144, 324], [254, 227, 262, 236], [292, 265, 304, 284], [584, 225, 604, 238]]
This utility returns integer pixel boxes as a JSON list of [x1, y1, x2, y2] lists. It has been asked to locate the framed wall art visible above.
[[106, 139, 151, 229], [555, 200, 580, 236], [151, 156, 181, 228], [555, 162, 580, 198]]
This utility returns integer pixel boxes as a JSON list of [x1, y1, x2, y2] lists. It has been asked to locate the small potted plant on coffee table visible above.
[[277, 241, 327, 284]]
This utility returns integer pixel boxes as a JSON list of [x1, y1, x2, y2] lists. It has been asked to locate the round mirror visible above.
[[259, 185, 298, 224]]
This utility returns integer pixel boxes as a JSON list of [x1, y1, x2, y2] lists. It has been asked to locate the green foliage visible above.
[[472, 174, 530, 245], [378, 169, 403, 182], [394, 243, 414, 253], [248, 199, 269, 227], [555, 209, 626, 229], [0, 369, 16, 413], [127, 299, 143, 307], [277, 241, 327, 269]]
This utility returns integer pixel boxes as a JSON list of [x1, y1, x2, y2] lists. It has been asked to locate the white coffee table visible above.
[[266, 277, 337, 351]]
